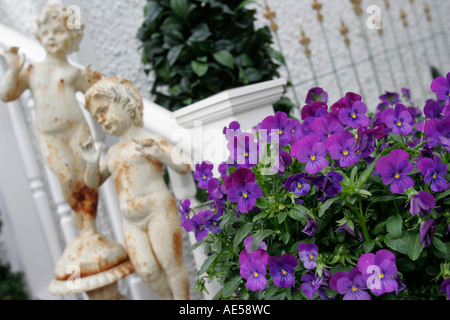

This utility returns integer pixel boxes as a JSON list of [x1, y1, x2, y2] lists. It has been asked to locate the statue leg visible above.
[[123, 221, 173, 300], [148, 197, 190, 300]]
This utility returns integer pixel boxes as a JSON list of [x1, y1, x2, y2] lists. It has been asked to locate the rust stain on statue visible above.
[[72, 182, 98, 217]]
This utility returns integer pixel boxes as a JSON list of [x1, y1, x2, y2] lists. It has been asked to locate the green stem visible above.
[[356, 198, 371, 243]]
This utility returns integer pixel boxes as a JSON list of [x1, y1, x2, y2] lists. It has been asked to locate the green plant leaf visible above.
[[191, 60, 209, 77], [432, 237, 447, 254], [407, 232, 423, 261], [221, 275, 242, 298], [252, 230, 273, 251], [212, 50, 235, 70], [318, 197, 339, 217], [170, 0, 189, 20], [167, 44, 184, 66], [197, 252, 218, 275], [233, 223, 254, 252], [386, 214, 403, 239]]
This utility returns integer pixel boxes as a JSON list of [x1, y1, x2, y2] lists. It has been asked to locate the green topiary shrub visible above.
[[137, 0, 287, 112]]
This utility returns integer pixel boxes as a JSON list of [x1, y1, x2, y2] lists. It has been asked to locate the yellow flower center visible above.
[[297, 183, 302, 189], [243, 193, 248, 198], [433, 174, 437, 179], [279, 130, 283, 135], [379, 273, 384, 279], [312, 281, 315, 285], [282, 270, 287, 275], [309, 254, 314, 260], [254, 272, 259, 277], [244, 152, 249, 157], [394, 173, 400, 179], [352, 287, 357, 292], [397, 121, 402, 127], [343, 150, 349, 156], [311, 155, 316, 161], [352, 113, 357, 119], [328, 134, 331, 137], [203, 175, 207, 180], [292, 129, 296, 133]]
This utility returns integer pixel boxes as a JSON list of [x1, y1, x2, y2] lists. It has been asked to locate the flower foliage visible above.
[[181, 74, 450, 300]]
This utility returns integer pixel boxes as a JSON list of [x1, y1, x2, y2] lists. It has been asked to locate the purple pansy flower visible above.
[[338, 100, 370, 128], [417, 154, 448, 192], [424, 118, 450, 152], [331, 92, 362, 116], [283, 173, 310, 197], [272, 151, 293, 175], [335, 222, 356, 237], [305, 87, 328, 104], [191, 214, 209, 241], [440, 279, 450, 299], [227, 132, 258, 168], [260, 111, 293, 146], [410, 191, 436, 216], [239, 249, 269, 292], [291, 135, 329, 175], [289, 118, 307, 144], [326, 131, 360, 167], [298, 242, 319, 270], [375, 149, 415, 194], [357, 125, 385, 160], [205, 213, 223, 234], [301, 101, 328, 121], [424, 99, 444, 119], [330, 268, 371, 300], [207, 178, 227, 201], [357, 249, 398, 295], [311, 171, 344, 201], [430, 72, 450, 107], [244, 236, 267, 253], [310, 113, 345, 142], [380, 103, 413, 135], [268, 254, 298, 288], [379, 91, 400, 105], [227, 168, 262, 213], [300, 272, 321, 299], [179, 199, 191, 220], [420, 218, 436, 248], [223, 121, 242, 140], [193, 161, 214, 189], [302, 216, 319, 237]]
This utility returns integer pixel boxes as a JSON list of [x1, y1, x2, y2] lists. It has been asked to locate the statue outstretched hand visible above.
[[134, 139, 162, 158], [4, 47, 25, 72], [81, 138, 103, 165]]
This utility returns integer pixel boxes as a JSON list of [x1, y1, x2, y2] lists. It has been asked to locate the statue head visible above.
[[35, 4, 85, 55], [85, 77, 144, 135]]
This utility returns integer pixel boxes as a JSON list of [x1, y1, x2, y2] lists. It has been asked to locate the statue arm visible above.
[[135, 136, 192, 174], [75, 64, 102, 93], [81, 140, 111, 188], [0, 47, 29, 102]]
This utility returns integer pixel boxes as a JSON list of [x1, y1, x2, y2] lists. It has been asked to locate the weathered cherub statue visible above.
[[81, 77, 192, 300], [0, 5, 101, 231]]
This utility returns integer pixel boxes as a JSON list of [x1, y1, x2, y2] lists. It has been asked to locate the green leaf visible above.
[[318, 197, 339, 217], [191, 60, 209, 77], [170, 0, 189, 20], [197, 252, 218, 275], [407, 232, 423, 261], [277, 211, 288, 224], [386, 214, 403, 239], [221, 275, 242, 298], [384, 237, 408, 255], [432, 237, 447, 254], [167, 44, 184, 66], [212, 50, 235, 69], [252, 230, 273, 251], [233, 223, 254, 252], [188, 23, 212, 42], [289, 205, 309, 221], [236, 0, 255, 11]]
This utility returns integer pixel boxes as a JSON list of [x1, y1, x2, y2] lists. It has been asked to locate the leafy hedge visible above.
[[137, 0, 286, 111]]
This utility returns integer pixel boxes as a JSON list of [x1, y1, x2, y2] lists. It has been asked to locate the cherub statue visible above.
[[81, 77, 191, 300], [0, 5, 102, 231]]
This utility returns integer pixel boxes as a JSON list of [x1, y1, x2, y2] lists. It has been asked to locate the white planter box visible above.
[[171, 78, 287, 170]]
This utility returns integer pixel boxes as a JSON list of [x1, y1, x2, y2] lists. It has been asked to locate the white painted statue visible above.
[[82, 77, 192, 300], [0, 4, 101, 232], [1, 5, 135, 299]]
